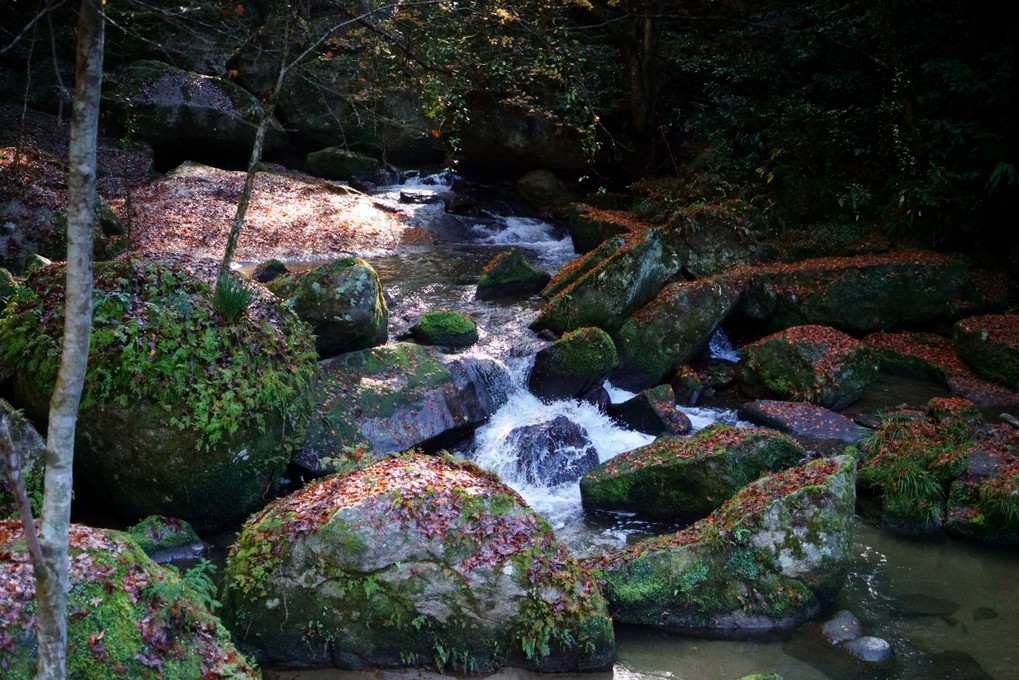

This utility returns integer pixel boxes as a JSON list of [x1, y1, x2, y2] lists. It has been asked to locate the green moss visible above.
[[127, 516, 200, 555], [477, 248, 551, 299], [412, 310, 478, 346]]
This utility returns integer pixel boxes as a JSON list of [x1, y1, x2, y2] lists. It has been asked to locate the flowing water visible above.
[[261, 174, 1019, 680]]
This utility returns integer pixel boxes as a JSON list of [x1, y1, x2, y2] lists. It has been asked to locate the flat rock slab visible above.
[[738, 400, 870, 452]]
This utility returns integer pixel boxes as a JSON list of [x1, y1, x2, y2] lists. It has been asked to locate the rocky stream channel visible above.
[[246, 174, 1019, 680]]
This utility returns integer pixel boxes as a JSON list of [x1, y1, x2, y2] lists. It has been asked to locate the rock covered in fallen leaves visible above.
[[0, 521, 259, 679], [127, 515, 207, 564], [528, 327, 618, 402], [476, 248, 551, 300], [946, 424, 1019, 544], [585, 456, 856, 633], [541, 235, 625, 300], [0, 144, 124, 274], [663, 201, 766, 278], [0, 399, 46, 519], [614, 274, 745, 388], [953, 314, 1019, 388], [510, 415, 600, 486], [567, 205, 641, 254], [532, 227, 681, 335], [296, 342, 511, 474], [739, 250, 970, 333], [0, 258, 317, 528], [305, 146, 380, 180], [266, 257, 389, 357], [103, 60, 286, 155], [410, 309, 479, 348], [221, 454, 615, 672], [737, 400, 870, 453], [580, 423, 805, 520], [739, 325, 878, 409], [607, 384, 692, 437]]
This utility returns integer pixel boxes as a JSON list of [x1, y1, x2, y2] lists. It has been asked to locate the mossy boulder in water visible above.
[[0, 521, 259, 679], [266, 257, 388, 357], [296, 342, 510, 474], [251, 258, 288, 283], [221, 454, 615, 672], [532, 228, 680, 335], [0, 399, 46, 519], [127, 515, 205, 563], [476, 248, 551, 299], [411, 310, 478, 347], [0, 259, 317, 528], [953, 314, 1019, 388], [305, 146, 380, 180], [614, 274, 745, 388], [528, 327, 618, 402], [607, 384, 692, 437], [567, 206, 638, 254], [580, 424, 805, 521], [541, 235, 625, 299], [739, 325, 878, 409], [585, 456, 856, 634]]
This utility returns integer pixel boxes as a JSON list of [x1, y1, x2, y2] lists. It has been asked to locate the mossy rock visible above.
[[615, 273, 745, 388], [251, 258, 288, 283], [267, 257, 389, 357], [0, 399, 46, 519], [305, 146, 380, 180], [0, 266, 18, 309], [476, 248, 551, 300], [532, 228, 680, 335], [127, 515, 202, 556], [954, 314, 1019, 388], [739, 325, 878, 409], [567, 206, 634, 254], [516, 169, 573, 208], [411, 310, 479, 347], [944, 424, 1019, 544], [580, 424, 805, 521], [541, 235, 625, 300], [607, 384, 692, 437], [662, 201, 765, 278], [585, 456, 856, 633], [0, 259, 317, 528], [1, 520, 259, 679], [528, 327, 618, 402], [222, 454, 615, 672]]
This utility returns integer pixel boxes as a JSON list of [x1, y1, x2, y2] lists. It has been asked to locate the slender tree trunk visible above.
[[33, 1, 102, 678]]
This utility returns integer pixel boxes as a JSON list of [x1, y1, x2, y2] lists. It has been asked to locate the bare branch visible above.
[[0, 410, 44, 569]]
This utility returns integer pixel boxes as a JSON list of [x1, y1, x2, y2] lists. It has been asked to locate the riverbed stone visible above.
[[580, 424, 805, 520], [738, 401, 870, 454], [0, 398, 46, 519], [953, 314, 1019, 388], [0, 259, 316, 529], [306, 146, 380, 180], [1, 521, 259, 679], [516, 169, 572, 209], [567, 205, 642, 254], [844, 636, 892, 662], [585, 456, 856, 633], [411, 310, 479, 347], [614, 273, 745, 387], [476, 248, 551, 299], [663, 201, 765, 278], [607, 384, 692, 437], [511, 416, 600, 485], [221, 454, 615, 672], [266, 257, 389, 357], [739, 325, 878, 409], [945, 423, 1019, 544], [251, 258, 288, 283], [821, 609, 863, 645], [541, 235, 625, 299], [532, 227, 681, 335], [528, 327, 618, 402], [296, 342, 511, 474]]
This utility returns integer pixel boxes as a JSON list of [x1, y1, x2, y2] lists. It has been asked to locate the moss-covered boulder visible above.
[[541, 235, 625, 299], [607, 384, 692, 437], [585, 456, 856, 633], [1, 521, 259, 679], [103, 60, 286, 155], [615, 274, 745, 387], [528, 327, 618, 402], [945, 424, 1019, 544], [411, 310, 478, 348], [516, 169, 573, 209], [305, 146, 380, 180], [567, 205, 644, 254], [296, 342, 510, 474], [266, 257, 388, 358], [127, 515, 205, 563], [739, 325, 878, 409], [221, 454, 615, 672], [532, 228, 681, 335], [580, 424, 805, 521], [0, 266, 18, 309], [663, 202, 765, 278], [954, 314, 1019, 388], [251, 258, 288, 283], [0, 259, 317, 528], [741, 251, 971, 333], [476, 248, 551, 300], [0, 399, 46, 519]]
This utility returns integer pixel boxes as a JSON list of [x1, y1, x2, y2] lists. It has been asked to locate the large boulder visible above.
[[1, 521, 259, 679], [103, 60, 286, 157], [741, 251, 971, 333], [510, 416, 600, 486], [607, 384, 692, 437], [516, 170, 573, 209], [410, 310, 479, 348], [739, 325, 878, 409], [567, 206, 644, 254], [0, 399, 46, 519], [0, 259, 317, 528], [580, 424, 805, 521], [266, 257, 389, 357], [953, 314, 1019, 388], [737, 401, 870, 454], [663, 202, 765, 278], [296, 342, 511, 474], [532, 228, 681, 335], [541, 235, 626, 300], [528, 327, 618, 402], [614, 274, 745, 387], [585, 456, 856, 633], [305, 147, 380, 180], [221, 454, 615, 672], [476, 249, 551, 300]]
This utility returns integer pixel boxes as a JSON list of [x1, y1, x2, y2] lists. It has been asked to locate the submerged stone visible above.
[[510, 416, 600, 486]]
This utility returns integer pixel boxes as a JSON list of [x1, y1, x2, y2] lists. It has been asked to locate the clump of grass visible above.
[[214, 274, 255, 323]]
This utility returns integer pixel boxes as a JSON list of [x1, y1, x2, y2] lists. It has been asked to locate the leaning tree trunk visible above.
[[33, 1, 102, 678]]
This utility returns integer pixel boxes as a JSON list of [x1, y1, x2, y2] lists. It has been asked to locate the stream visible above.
[[260, 173, 1018, 680]]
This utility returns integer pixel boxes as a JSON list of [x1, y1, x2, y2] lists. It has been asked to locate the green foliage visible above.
[[977, 474, 1019, 527], [213, 274, 255, 322]]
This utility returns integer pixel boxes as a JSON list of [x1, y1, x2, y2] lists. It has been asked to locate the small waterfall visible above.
[[708, 327, 740, 362]]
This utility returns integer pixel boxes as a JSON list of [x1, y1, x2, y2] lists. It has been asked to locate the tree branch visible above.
[[0, 410, 44, 568]]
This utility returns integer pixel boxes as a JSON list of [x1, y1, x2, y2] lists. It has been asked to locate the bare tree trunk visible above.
[[33, 1, 102, 678]]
